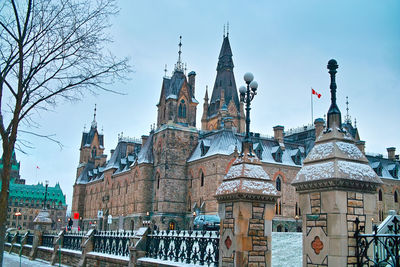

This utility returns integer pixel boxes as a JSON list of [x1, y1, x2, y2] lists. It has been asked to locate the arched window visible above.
[[156, 173, 160, 189], [297, 226, 302, 232], [178, 99, 186, 118], [277, 225, 282, 232], [91, 147, 96, 159], [276, 177, 281, 191], [379, 189, 383, 201], [200, 171, 204, 187], [169, 221, 176, 230], [395, 191, 398, 203]]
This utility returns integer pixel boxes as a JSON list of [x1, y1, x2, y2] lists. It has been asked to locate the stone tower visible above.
[[156, 37, 198, 128], [201, 34, 245, 132], [292, 59, 382, 266], [152, 37, 199, 229], [72, 106, 106, 220]]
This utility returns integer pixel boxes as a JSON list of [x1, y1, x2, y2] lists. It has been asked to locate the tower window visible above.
[[395, 191, 398, 203], [379, 189, 383, 201], [276, 177, 282, 191], [178, 99, 186, 118], [200, 171, 204, 187]]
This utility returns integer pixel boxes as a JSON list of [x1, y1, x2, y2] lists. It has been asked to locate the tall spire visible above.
[[175, 36, 184, 72], [327, 59, 341, 129], [91, 104, 97, 128], [208, 31, 239, 118]]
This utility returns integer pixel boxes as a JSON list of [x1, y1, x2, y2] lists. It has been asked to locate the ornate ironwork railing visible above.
[[6, 233, 14, 243], [26, 233, 34, 245], [41, 234, 56, 248], [93, 230, 134, 257], [355, 217, 400, 266], [63, 232, 85, 251], [145, 230, 219, 266], [15, 232, 22, 244]]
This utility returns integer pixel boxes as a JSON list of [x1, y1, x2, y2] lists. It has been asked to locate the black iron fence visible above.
[[26, 232, 34, 245], [93, 230, 134, 257], [63, 232, 85, 251], [355, 217, 400, 266], [15, 232, 22, 244], [41, 234, 56, 248], [6, 233, 14, 243], [145, 230, 219, 266]]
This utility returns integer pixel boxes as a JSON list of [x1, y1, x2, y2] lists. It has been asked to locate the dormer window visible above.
[[388, 164, 398, 178], [178, 99, 186, 118], [372, 162, 383, 176], [291, 149, 301, 165], [272, 146, 282, 163], [200, 141, 210, 157], [254, 143, 263, 160]]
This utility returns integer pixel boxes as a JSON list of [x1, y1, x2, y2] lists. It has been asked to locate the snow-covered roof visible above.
[[136, 132, 154, 164], [188, 129, 305, 166]]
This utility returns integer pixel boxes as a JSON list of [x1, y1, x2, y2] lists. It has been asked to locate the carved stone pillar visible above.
[[216, 141, 279, 266]]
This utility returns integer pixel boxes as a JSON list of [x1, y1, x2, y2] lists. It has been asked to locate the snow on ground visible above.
[[272, 232, 302, 267], [3, 252, 70, 267]]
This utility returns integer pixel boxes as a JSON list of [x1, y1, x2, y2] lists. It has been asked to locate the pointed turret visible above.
[[201, 87, 209, 130], [202, 33, 244, 131], [156, 36, 198, 128]]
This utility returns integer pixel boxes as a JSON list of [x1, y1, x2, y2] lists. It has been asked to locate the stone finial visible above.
[[327, 59, 341, 129]]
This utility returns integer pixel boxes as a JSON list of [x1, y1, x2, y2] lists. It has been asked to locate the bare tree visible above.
[[0, 0, 130, 263]]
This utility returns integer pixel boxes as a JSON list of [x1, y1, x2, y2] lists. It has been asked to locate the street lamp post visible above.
[[43, 180, 49, 210], [15, 211, 22, 229], [239, 72, 258, 143]]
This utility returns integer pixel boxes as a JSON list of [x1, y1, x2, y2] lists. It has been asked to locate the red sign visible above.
[[73, 212, 79, 220]]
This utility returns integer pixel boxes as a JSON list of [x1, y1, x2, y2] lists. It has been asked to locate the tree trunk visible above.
[[0, 147, 13, 267]]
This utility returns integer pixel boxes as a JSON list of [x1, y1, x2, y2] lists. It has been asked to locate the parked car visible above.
[[193, 214, 220, 230]]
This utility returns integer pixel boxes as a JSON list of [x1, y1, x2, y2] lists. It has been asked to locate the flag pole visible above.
[[311, 87, 313, 125]]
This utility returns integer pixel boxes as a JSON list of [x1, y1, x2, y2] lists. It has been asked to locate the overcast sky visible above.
[[16, 1, 400, 209]]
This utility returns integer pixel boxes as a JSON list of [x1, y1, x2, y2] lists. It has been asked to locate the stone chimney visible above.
[[110, 149, 115, 158], [314, 118, 325, 140], [188, 71, 196, 96], [141, 135, 149, 147], [387, 147, 396, 161], [356, 140, 366, 155], [273, 125, 284, 144]]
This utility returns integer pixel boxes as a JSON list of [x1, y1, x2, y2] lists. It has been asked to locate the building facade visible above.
[[1, 153, 68, 230], [72, 35, 399, 232]]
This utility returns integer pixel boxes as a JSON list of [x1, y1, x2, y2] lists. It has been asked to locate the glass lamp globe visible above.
[[239, 86, 246, 95], [244, 72, 254, 83], [250, 80, 258, 90]]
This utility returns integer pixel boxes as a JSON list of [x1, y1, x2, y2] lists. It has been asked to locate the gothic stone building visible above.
[[72, 35, 400, 232], [1, 152, 67, 230]]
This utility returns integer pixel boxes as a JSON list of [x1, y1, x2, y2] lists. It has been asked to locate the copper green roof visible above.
[[6, 181, 66, 206]]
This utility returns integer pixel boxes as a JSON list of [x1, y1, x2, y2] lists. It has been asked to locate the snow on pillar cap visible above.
[[215, 149, 279, 202]]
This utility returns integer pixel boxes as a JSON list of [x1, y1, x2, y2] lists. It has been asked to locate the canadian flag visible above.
[[312, 88, 321, 98]]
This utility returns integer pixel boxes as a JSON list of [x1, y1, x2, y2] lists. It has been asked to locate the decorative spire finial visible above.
[[91, 104, 97, 128], [164, 64, 168, 77], [354, 118, 357, 128], [327, 59, 341, 128], [223, 24, 225, 38], [175, 36, 183, 72], [345, 96, 351, 123], [227, 22, 229, 37]]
